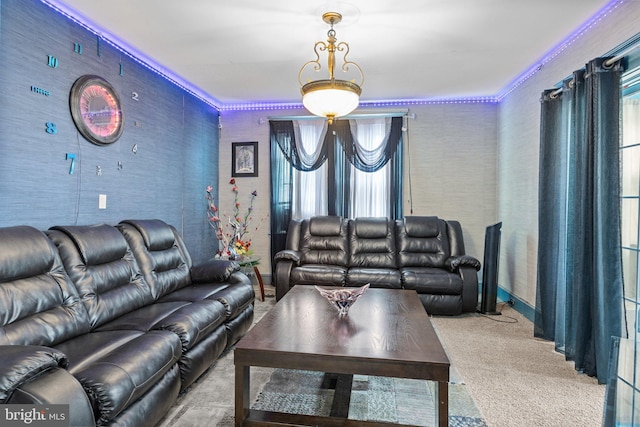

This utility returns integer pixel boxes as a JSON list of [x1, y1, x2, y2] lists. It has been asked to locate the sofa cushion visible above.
[[353, 217, 389, 238], [118, 221, 191, 300], [290, 265, 348, 287], [396, 217, 451, 268], [403, 216, 440, 237], [349, 217, 397, 269], [0, 226, 91, 347], [122, 219, 176, 251], [301, 216, 349, 266], [0, 226, 58, 281], [50, 224, 127, 266], [346, 268, 402, 288], [93, 299, 227, 351], [57, 329, 182, 425], [309, 215, 343, 236], [47, 225, 154, 329], [190, 259, 238, 283]]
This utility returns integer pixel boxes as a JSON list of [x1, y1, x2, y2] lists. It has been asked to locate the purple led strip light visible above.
[[41, 0, 625, 111]]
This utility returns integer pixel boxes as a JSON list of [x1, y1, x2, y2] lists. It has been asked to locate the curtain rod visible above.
[[268, 110, 409, 121], [550, 45, 640, 97], [605, 42, 640, 67]]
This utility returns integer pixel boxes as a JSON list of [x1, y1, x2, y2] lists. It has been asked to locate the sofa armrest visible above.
[[7, 367, 96, 427], [0, 345, 69, 402], [274, 249, 301, 266], [445, 255, 481, 273], [459, 266, 480, 313], [191, 259, 240, 283]]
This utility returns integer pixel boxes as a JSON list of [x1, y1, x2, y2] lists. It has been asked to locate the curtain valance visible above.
[[270, 116, 403, 173]]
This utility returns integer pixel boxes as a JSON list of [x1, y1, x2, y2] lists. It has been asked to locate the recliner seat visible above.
[[275, 215, 481, 315], [117, 219, 254, 348], [0, 219, 255, 427], [0, 225, 182, 427], [47, 224, 230, 392]]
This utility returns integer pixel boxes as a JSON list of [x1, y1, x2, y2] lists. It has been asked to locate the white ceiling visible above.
[[51, 0, 613, 108]]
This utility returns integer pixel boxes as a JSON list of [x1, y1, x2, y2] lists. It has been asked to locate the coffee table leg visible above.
[[437, 380, 448, 427], [235, 364, 250, 426]]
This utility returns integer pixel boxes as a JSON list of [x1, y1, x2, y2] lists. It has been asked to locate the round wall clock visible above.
[[70, 75, 124, 146]]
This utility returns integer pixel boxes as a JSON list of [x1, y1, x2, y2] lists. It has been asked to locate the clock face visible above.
[[70, 75, 124, 145]]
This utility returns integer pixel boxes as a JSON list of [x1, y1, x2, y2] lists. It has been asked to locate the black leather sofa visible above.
[[274, 215, 481, 315], [0, 219, 254, 427]]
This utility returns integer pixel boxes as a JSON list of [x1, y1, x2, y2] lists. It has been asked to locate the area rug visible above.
[[236, 368, 488, 427]]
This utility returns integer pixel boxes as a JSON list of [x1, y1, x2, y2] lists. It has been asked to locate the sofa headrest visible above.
[[404, 216, 440, 238], [309, 216, 343, 236], [354, 217, 388, 238], [50, 224, 127, 266], [0, 226, 55, 281], [119, 219, 176, 251]]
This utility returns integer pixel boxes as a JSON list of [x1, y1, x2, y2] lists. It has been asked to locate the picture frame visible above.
[[232, 142, 258, 177]]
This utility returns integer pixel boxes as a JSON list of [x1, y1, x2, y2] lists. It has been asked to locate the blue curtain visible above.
[[535, 57, 625, 384]]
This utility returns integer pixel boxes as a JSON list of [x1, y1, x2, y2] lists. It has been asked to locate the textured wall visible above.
[[0, 0, 220, 263], [218, 109, 294, 277], [401, 103, 498, 259], [219, 104, 498, 276]]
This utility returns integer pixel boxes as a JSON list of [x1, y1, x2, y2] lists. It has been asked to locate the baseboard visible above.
[[496, 286, 535, 322], [477, 282, 535, 322]]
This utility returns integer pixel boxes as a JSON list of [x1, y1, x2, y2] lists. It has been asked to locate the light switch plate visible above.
[[99, 194, 107, 209]]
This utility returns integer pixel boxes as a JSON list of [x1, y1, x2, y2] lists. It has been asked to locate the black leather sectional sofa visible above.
[[0, 219, 254, 427], [274, 215, 481, 315]]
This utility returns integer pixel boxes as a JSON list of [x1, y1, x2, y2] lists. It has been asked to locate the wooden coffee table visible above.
[[234, 286, 450, 426]]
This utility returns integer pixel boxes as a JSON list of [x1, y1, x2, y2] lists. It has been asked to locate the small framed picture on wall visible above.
[[232, 142, 258, 177]]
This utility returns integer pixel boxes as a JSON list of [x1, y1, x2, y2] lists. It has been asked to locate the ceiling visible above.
[[50, 0, 614, 108]]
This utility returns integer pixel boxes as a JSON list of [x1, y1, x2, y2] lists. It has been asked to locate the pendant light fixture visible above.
[[298, 12, 364, 124]]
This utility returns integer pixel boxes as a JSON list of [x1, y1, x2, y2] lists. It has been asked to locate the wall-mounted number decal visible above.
[[31, 86, 50, 96], [73, 42, 83, 55], [47, 55, 59, 68], [131, 91, 139, 101], [96, 166, 102, 176], [66, 153, 76, 175], [45, 122, 57, 134]]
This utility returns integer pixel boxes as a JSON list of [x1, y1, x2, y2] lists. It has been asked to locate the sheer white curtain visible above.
[[348, 117, 392, 218], [291, 120, 328, 219]]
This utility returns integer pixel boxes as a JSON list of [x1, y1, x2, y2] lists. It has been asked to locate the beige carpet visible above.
[[158, 289, 605, 426], [431, 304, 605, 427]]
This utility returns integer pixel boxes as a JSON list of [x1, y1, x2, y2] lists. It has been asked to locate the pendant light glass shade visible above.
[[301, 79, 362, 123]]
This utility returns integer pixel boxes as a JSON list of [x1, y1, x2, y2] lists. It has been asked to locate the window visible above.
[[291, 117, 396, 219], [618, 84, 640, 424]]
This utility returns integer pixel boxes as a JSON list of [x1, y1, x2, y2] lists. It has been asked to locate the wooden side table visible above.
[[237, 257, 265, 301]]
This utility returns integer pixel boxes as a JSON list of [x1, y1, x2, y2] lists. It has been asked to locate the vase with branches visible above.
[[206, 179, 262, 260]]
